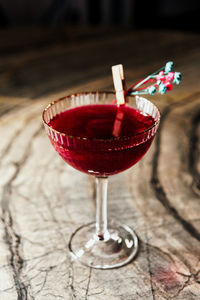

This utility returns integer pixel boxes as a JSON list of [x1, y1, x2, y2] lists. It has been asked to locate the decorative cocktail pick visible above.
[[127, 61, 182, 96]]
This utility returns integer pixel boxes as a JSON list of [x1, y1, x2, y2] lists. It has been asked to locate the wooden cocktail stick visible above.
[[112, 64, 126, 105], [119, 64, 127, 95], [112, 64, 127, 137]]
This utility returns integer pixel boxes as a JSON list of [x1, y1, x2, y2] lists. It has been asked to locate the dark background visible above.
[[0, 0, 200, 32]]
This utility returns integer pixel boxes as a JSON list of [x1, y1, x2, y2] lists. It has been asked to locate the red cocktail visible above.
[[43, 92, 160, 269], [48, 103, 156, 176]]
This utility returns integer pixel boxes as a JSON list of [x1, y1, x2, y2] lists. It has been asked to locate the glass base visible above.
[[68, 221, 138, 269]]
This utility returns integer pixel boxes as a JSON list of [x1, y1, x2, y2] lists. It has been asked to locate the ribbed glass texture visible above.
[[43, 92, 160, 176]]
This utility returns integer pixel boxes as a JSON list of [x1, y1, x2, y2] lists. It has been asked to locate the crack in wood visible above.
[[173, 275, 191, 298], [1, 207, 28, 300], [68, 262, 77, 299], [1, 125, 43, 300], [188, 111, 200, 196], [151, 92, 200, 242], [85, 267, 92, 300], [173, 269, 200, 297], [34, 266, 58, 296], [145, 233, 156, 300]]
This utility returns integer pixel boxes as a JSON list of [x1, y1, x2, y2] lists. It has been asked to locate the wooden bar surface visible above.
[[0, 27, 200, 300]]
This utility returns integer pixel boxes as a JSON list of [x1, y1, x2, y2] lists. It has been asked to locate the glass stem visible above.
[[95, 176, 108, 239]]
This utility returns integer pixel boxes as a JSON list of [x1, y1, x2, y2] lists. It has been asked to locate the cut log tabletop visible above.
[[0, 27, 200, 300]]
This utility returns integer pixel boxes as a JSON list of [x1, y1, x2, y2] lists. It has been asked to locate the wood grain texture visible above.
[[0, 27, 200, 299]]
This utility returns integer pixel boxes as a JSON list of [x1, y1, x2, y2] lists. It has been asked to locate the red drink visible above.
[[48, 104, 156, 176], [43, 92, 160, 270]]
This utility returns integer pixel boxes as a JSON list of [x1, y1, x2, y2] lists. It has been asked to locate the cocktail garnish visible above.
[[127, 61, 182, 96], [111, 62, 182, 137], [112, 64, 126, 105], [112, 64, 126, 137]]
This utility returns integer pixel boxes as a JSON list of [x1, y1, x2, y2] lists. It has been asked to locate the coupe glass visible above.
[[42, 92, 160, 269]]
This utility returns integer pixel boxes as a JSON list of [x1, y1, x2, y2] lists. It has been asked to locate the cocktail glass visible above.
[[42, 91, 160, 269]]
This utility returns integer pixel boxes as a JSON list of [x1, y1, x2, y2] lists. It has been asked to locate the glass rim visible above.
[[42, 91, 160, 142]]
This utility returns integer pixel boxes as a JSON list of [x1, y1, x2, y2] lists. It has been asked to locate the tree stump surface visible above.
[[0, 27, 200, 300]]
